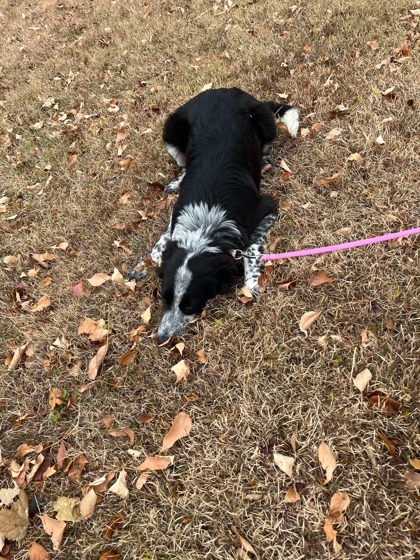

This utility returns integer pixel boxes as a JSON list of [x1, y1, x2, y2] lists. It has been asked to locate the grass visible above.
[[1, 0, 419, 559]]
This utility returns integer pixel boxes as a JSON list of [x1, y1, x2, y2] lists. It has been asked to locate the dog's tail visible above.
[[268, 102, 299, 138]]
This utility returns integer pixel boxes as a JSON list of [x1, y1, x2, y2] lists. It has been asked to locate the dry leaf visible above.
[[325, 128, 343, 140], [273, 453, 295, 477], [231, 526, 259, 560], [118, 155, 137, 171], [103, 513, 124, 539], [67, 153, 78, 165], [174, 342, 185, 356], [137, 455, 174, 471], [137, 414, 155, 424], [347, 152, 363, 163], [316, 170, 343, 186], [72, 283, 84, 297], [318, 442, 337, 483], [408, 458, 420, 470], [135, 472, 149, 490], [49, 388, 64, 410], [80, 489, 97, 519], [88, 342, 109, 380], [171, 359, 191, 382], [367, 40, 379, 50], [368, 392, 401, 416], [0, 489, 29, 541], [108, 470, 129, 499], [118, 349, 136, 366], [376, 135, 385, 145], [196, 348, 209, 364], [54, 496, 80, 522], [8, 344, 28, 371], [161, 412, 192, 452], [31, 295, 51, 312], [88, 472, 116, 493], [279, 159, 292, 173], [78, 318, 109, 342], [141, 305, 152, 325], [310, 270, 333, 286], [403, 471, 420, 490], [99, 551, 120, 560], [237, 287, 254, 305], [284, 485, 301, 504], [4, 255, 20, 265], [28, 541, 50, 560], [353, 368, 372, 392], [56, 442, 68, 469], [67, 454, 88, 483], [107, 428, 135, 446], [119, 191, 131, 205], [39, 515, 65, 551], [87, 273, 111, 287], [336, 227, 351, 235], [299, 311, 321, 335], [323, 492, 350, 542]]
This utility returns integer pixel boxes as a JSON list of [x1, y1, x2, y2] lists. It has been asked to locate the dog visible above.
[[129, 88, 299, 343]]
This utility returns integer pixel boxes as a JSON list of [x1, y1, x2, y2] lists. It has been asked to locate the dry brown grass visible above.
[[1, 0, 419, 559]]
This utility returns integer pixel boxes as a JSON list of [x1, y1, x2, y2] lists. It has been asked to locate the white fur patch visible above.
[[172, 202, 240, 255], [280, 108, 300, 137], [165, 143, 186, 167]]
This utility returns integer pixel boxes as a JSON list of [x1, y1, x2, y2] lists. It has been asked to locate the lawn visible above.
[[0, 0, 419, 559]]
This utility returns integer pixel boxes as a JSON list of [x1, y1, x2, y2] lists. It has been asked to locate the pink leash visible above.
[[261, 227, 420, 261]]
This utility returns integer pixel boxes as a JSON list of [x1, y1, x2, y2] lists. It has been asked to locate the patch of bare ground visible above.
[[0, 1, 419, 559]]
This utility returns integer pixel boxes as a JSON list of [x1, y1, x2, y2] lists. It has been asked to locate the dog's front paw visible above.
[[127, 261, 147, 282]]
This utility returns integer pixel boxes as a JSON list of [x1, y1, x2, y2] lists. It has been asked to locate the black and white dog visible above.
[[130, 88, 299, 343]]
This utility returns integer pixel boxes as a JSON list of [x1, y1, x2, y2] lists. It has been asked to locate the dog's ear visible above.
[[157, 240, 176, 278], [209, 253, 242, 293]]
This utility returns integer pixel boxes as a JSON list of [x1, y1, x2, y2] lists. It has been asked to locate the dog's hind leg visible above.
[[243, 213, 277, 292], [163, 108, 190, 194]]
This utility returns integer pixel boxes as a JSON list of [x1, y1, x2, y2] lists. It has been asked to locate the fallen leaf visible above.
[[310, 122, 323, 137], [137, 414, 155, 424], [80, 489, 97, 519], [318, 442, 337, 483], [53, 496, 80, 522], [409, 458, 420, 470], [31, 295, 51, 312], [353, 368, 372, 392], [67, 454, 88, 483], [103, 513, 124, 539], [108, 471, 129, 499], [135, 472, 149, 490], [49, 388, 64, 410], [118, 349, 136, 366], [171, 359, 191, 382], [284, 485, 301, 503], [237, 287, 254, 305], [56, 442, 68, 470], [161, 412, 192, 452], [137, 455, 174, 471], [299, 311, 321, 335], [336, 227, 351, 235], [279, 159, 292, 173], [273, 453, 295, 477], [0, 489, 29, 541], [404, 471, 420, 490], [107, 428, 135, 446], [72, 283, 84, 297], [67, 153, 78, 165], [87, 273, 111, 287], [310, 270, 333, 286], [3, 255, 20, 265], [325, 128, 343, 140], [376, 135, 385, 145], [174, 342, 185, 356], [7, 344, 28, 371], [28, 541, 50, 560], [141, 305, 152, 325], [88, 472, 116, 493], [88, 342, 109, 380], [119, 191, 131, 205], [99, 551, 120, 560], [323, 492, 350, 543], [231, 526, 259, 560], [78, 317, 110, 342], [118, 155, 137, 171], [316, 170, 343, 186], [367, 40, 379, 50], [380, 86, 396, 100], [196, 348, 209, 364], [39, 515, 66, 551], [368, 393, 401, 416], [347, 152, 363, 163]]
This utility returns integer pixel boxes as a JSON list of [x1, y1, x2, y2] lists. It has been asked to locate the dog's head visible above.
[[156, 240, 241, 343]]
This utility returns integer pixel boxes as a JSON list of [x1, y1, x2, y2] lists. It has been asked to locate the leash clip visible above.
[[231, 249, 244, 260]]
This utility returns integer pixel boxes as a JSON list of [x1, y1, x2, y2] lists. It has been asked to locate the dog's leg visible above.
[[243, 213, 277, 292], [127, 222, 172, 281], [164, 168, 186, 194]]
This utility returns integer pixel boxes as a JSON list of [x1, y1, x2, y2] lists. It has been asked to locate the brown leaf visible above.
[[336, 226, 351, 236], [80, 489, 97, 519], [316, 170, 343, 187], [299, 311, 321, 335], [174, 342, 185, 356], [118, 349, 136, 366], [367, 40, 379, 50], [0, 489, 29, 541], [49, 388, 64, 410], [108, 470, 129, 499], [53, 496, 80, 522], [7, 344, 28, 371], [309, 270, 333, 286], [78, 318, 110, 342], [273, 453, 295, 477], [137, 455, 174, 471], [171, 359, 191, 382], [409, 458, 420, 470], [67, 153, 78, 165], [368, 394, 401, 416], [39, 515, 66, 551], [88, 342, 109, 380], [231, 526, 259, 560], [72, 283, 84, 297], [403, 471, 420, 490], [323, 492, 350, 543], [28, 542, 50, 560], [347, 152, 363, 163], [119, 191, 131, 205], [118, 155, 137, 171], [318, 442, 337, 483], [103, 513, 124, 539], [31, 295, 51, 312], [376, 431, 403, 456], [56, 442, 68, 469], [87, 273, 111, 287], [353, 368, 372, 392], [237, 287, 254, 305], [284, 485, 301, 503], [325, 128, 343, 140], [15, 444, 43, 458], [135, 472, 149, 490], [137, 413, 155, 424], [67, 454, 88, 483], [99, 551, 120, 560], [4, 254, 21, 265], [161, 412, 192, 452], [196, 348, 209, 364], [88, 472, 116, 493], [140, 305, 152, 325], [279, 159, 292, 173], [107, 428, 135, 446]]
